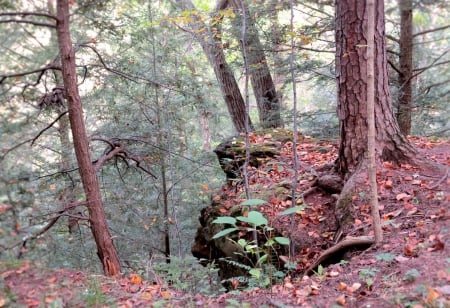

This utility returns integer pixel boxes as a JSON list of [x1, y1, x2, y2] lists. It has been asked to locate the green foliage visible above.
[[312, 264, 326, 281], [375, 253, 396, 262], [212, 201, 292, 289], [81, 279, 114, 308], [359, 268, 378, 289], [153, 256, 225, 296], [403, 269, 420, 282]]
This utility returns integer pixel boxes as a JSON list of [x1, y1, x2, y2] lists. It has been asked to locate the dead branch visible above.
[[94, 146, 126, 172], [31, 111, 68, 146], [0, 64, 60, 84], [0, 11, 58, 20], [1, 201, 87, 252], [0, 19, 55, 28], [413, 24, 450, 37]]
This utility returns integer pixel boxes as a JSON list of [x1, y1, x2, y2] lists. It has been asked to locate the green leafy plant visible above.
[[403, 268, 420, 282], [359, 268, 378, 289], [312, 264, 326, 281], [82, 279, 113, 308], [212, 200, 304, 288], [153, 256, 225, 295], [375, 252, 396, 262]]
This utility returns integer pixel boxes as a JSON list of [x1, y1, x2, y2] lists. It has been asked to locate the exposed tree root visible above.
[[305, 236, 374, 276]]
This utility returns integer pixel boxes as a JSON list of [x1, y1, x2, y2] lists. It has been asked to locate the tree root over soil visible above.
[[304, 236, 374, 275]]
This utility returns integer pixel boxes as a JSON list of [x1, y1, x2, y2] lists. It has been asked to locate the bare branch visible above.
[[387, 59, 401, 75], [1, 201, 87, 252], [413, 24, 450, 37], [413, 59, 450, 73], [94, 146, 126, 172], [386, 34, 399, 43], [0, 19, 55, 28], [31, 111, 68, 146], [0, 64, 60, 84], [417, 78, 450, 96], [0, 11, 58, 20]]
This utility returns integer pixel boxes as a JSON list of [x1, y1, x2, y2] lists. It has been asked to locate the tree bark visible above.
[[335, 0, 417, 175], [178, 0, 253, 133], [396, 0, 413, 136], [224, 0, 282, 128], [366, 0, 382, 244], [56, 0, 121, 276]]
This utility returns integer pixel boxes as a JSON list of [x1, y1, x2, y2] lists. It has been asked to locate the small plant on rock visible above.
[[212, 199, 303, 289]]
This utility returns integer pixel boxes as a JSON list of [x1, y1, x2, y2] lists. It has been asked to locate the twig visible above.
[[427, 169, 449, 190], [31, 111, 68, 146]]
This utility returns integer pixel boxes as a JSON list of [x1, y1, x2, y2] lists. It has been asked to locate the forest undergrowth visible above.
[[1, 135, 449, 308]]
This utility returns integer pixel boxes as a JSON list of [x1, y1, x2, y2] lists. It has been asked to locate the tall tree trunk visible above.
[[335, 0, 416, 175], [48, 0, 79, 234], [178, 0, 252, 133], [56, 0, 121, 276], [224, 0, 282, 128], [396, 0, 413, 136], [366, 0, 383, 244]]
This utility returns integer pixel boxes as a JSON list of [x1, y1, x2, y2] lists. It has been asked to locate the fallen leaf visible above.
[[395, 255, 409, 262], [335, 294, 346, 305], [130, 273, 142, 284], [350, 282, 362, 291], [141, 292, 152, 300], [396, 193, 410, 201], [425, 288, 440, 304], [337, 282, 347, 291]]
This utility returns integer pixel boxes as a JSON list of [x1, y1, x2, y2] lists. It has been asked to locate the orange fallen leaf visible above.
[[384, 180, 393, 188], [130, 273, 142, 284], [335, 294, 346, 305], [425, 288, 440, 304], [337, 282, 347, 291], [141, 292, 152, 300], [403, 244, 418, 257], [160, 290, 172, 298]]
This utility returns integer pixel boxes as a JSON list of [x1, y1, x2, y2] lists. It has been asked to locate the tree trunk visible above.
[[56, 0, 121, 276], [335, 0, 417, 175], [178, 0, 253, 133], [224, 0, 282, 128], [396, 0, 413, 136], [366, 0, 383, 244]]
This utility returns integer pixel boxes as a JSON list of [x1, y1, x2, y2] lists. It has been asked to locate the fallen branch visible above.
[[427, 169, 449, 190]]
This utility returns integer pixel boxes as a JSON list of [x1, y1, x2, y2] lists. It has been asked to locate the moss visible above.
[[336, 191, 355, 227]]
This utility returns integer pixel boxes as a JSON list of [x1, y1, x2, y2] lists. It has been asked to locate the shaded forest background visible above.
[[0, 0, 449, 277]]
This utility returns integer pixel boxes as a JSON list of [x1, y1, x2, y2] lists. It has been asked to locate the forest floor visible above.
[[1, 136, 449, 308]]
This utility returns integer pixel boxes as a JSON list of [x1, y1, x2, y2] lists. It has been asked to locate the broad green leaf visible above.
[[249, 268, 261, 279], [241, 199, 267, 206], [212, 216, 237, 225], [274, 237, 290, 246], [212, 227, 238, 239], [279, 205, 305, 215], [257, 254, 268, 264], [237, 238, 247, 247], [237, 211, 268, 226]]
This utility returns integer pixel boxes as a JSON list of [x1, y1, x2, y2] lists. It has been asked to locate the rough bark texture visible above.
[[56, 0, 121, 276], [225, 0, 282, 129], [335, 0, 417, 175], [179, 0, 253, 133], [397, 0, 413, 136]]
